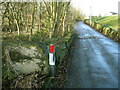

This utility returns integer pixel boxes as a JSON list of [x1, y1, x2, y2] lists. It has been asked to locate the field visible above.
[[93, 15, 118, 30]]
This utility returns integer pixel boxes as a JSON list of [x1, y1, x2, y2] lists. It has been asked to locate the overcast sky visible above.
[[71, 0, 119, 16]]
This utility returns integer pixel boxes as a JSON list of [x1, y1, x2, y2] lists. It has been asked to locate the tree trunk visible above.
[[30, 4, 35, 36], [15, 19, 20, 35]]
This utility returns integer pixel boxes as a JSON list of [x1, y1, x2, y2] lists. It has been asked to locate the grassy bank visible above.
[[93, 15, 118, 30], [84, 15, 120, 43]]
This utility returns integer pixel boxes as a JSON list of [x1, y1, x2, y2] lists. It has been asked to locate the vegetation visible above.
[[84, 15, 120, 43], [92, 15, 118, 30], [1, 1, 82, 88]]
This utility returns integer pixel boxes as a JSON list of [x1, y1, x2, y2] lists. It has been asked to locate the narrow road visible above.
[[64, 22, 119, 88]]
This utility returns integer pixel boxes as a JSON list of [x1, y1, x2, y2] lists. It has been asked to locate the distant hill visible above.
[[93, 15, 118, 30]]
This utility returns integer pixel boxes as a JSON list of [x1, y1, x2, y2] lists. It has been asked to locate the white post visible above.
[[49, 53, 55, 65]]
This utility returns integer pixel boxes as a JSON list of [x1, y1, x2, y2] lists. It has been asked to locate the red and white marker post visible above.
[[49, 44, 55, 77], [49, 44, 55, 65]]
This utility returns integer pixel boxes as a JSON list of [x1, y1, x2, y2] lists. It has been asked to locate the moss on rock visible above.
[[3, 42, 49, 75]]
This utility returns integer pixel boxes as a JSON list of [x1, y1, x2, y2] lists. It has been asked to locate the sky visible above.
[[71, 0, 120, 16]]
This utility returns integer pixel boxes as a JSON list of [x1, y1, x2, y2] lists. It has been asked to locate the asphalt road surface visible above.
[[64, 22, 119, 88]]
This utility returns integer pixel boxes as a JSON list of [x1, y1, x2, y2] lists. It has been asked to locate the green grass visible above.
[[93, 15, 118, 30]]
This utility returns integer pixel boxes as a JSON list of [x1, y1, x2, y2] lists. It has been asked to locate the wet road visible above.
[[64, 22, 119, 88]]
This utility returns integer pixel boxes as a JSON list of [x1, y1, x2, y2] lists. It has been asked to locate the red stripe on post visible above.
[[49, 45, 54, 53]]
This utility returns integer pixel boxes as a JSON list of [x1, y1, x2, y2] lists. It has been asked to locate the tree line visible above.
[[1, 1, 83, 41]]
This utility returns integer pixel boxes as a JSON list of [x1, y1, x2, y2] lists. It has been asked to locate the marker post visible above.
[[49, 44, 55, 77]]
